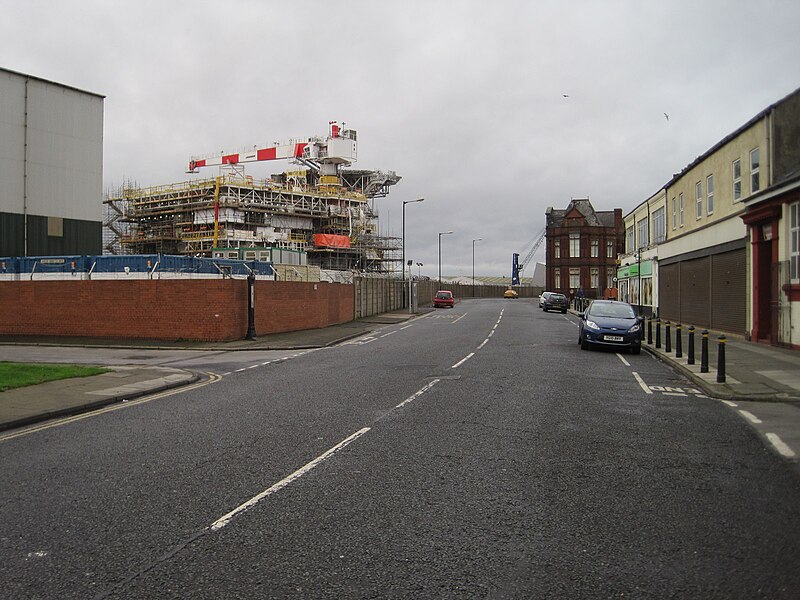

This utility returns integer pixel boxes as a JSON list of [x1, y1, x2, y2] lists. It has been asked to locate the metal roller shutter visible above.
[[658, 263, 680, 321], [710, 248, 746, 334], [680, 257, 711, 328]]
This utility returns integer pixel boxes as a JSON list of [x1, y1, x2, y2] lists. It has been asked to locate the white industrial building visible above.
[[0, 67, 104, 257]]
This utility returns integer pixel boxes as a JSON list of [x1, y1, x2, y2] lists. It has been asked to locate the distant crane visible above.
[[512, 227, 545, 285]]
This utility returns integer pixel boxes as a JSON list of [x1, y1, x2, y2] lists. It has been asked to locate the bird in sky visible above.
[[562, 94, 570, 98], [664, 112, 669, 121]]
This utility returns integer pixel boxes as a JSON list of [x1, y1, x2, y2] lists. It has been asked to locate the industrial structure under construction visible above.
[[104, 122, 402, 272]]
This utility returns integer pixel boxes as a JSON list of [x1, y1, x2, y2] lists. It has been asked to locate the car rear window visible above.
[[436, 292, 452, 299], [551, 294, 567, 301]]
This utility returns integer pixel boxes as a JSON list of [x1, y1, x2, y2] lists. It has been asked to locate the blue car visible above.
[[578, 300, 642, 354]]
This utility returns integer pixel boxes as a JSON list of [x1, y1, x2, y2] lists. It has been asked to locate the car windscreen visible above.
[[589, 303, 635, 319]]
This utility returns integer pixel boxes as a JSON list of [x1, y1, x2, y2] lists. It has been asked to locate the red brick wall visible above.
[[0, 280, 354, 342]]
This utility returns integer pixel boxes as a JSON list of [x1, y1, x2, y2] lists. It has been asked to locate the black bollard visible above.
[[717, 335, 727, 383], [655, 319, 661, 349], [647, 318, 653, 345], [665, 321, 672, 353], [687, 326, 695, 365], [700, 330, 709, 373], [675, 323, 682, 358]]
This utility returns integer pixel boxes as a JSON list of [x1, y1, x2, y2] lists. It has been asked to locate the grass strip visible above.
[[0, 362, 110, 392]]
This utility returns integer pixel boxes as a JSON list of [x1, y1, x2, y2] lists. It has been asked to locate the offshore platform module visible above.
[[105, 122, 402, 272]]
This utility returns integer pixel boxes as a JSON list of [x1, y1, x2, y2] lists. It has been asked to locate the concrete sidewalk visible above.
[[0, 310, 422, 432]]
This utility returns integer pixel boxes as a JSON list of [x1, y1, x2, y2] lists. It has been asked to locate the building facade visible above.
[[545, 198, 624, 299], [0, 68, 104, 257], [740, 87, 800, 346], [616, 188, 667, 317]]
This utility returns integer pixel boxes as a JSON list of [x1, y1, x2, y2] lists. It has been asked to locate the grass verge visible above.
[[0, 362, 110, 392]]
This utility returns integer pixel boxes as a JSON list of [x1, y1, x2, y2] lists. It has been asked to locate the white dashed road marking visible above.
[[739, 410, 762, 424], [766, 433, 797, 458]]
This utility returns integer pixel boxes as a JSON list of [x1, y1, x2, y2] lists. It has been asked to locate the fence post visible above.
[[687, 326, 695, 365], [665, 321, 671, 353], [675, 323, 682, 358], [700, 330, 709, 373], [717, 335, 727, 383]]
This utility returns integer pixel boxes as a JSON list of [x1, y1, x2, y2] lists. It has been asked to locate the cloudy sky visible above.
[[2, 0, 799, 278]]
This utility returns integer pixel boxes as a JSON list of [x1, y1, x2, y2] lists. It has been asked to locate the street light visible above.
[[438, 231, 453, 284], [402, 198, 424, 286], [472, 238, 482, 298], [416, 262, 423, 279]]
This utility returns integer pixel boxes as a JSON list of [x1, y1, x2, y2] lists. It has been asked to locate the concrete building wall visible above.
[[0, 68, 104, 256]]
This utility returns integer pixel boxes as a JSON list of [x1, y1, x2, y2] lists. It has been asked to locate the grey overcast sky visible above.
[[2, 0, 799, 278]]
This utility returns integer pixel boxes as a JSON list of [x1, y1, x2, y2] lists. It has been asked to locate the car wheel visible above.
[[580, 337, 589, 350], [561, 309, 567, 313], [631, 345, 641, 355]]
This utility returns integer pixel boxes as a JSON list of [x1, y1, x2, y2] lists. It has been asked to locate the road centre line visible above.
[[617, 354, 631, 367], [452, 313, 467, 324], [210, 427, 371, 532], [721, 400, 738, 407], [380, 331, 397, 338], [452, 353, 475, 369], [739, 410, 762, 424], [395, 379, 440, 409], [766, 433, 797, 458], [632, 372, 652, 394], [400, 325, 413, 330], [477, 338, 489, 350]]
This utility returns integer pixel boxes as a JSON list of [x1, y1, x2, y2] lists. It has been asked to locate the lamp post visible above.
[[416, 262, 423, 278], [472, 238, 482, 298], [438, 231, 453, 284], [402, 198, 424, 308]]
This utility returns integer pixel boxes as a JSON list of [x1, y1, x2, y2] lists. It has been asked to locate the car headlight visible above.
[[629, 323, 641, 333], [585, 320, 600, 330]]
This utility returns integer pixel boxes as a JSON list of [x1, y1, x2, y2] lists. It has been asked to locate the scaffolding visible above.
[[104, 169, 402, 273]]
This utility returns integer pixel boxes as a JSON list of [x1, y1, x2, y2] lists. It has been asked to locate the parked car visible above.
[[542, 292, 568, 313], [503, 287, 519, 299], [433, 290, 455, 308], [578, 300, 642, 354]]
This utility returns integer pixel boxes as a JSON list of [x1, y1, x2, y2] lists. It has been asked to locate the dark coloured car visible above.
[[542, 292, 568, 313], [433, 290, 455, 308], [578, 300, 642, 354]]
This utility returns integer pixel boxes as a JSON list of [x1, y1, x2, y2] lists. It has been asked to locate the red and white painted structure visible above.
[[188, 121, 357, 178]]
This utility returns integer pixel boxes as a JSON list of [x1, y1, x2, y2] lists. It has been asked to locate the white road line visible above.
[[400, 325, 413, 330], [721, 400, 738, 407], [261, 362, 271, 366], [616, 354, 631, 366], [451, 353, 475, 369], [395, 379, 440, 409], [766, 433, 797, 458], [739, 410, 762, 424], [247, 365, 259, 369], [492, 324, 498, 330], [235, 368, 247, 372], [488, 331, 494, 338], [380, 331, 397, 338], [452, 313, 467, 324], [211, 427, 371, 532], [663, 392, 688, 397], [477, 339, 489, 350], [222, 372, 231, 376], [632, 372, 652, 394]]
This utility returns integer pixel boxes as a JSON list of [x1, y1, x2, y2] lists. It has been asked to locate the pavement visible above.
[[1, 306, 800, 462]]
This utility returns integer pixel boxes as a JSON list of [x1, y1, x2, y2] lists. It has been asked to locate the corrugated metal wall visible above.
[[710, 249, 746, 333], [680, 257, 710, 326], [658, 264, 680, 320]]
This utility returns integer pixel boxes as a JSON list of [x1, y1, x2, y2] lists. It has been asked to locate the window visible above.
[[791, 203, 799, 282], [606, 239, 614, 258], [607, 273, 614, 289], [652, 207, 666, 243], [679, 193, 684, 226], [554, 239, 560, 258], [626, 226, 635, 252], [637, 217, 649, 249], [569, 268, 580, 289], [672, 197, 677, 230], [696, 181, 703, 219], [591, 239, 599, 257], [733, 159, 742, 201], [750, 148, 760, 193], [706, 175, 714, 215], [590, 268, 599, 289], [569, 233, 580, 257], [554, 268, 561, 288]]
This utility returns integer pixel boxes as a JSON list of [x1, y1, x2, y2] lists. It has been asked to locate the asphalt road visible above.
[[1, 299, 799, 599]]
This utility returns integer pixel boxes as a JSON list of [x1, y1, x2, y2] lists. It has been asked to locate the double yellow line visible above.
[[0, 372, 221, 444]]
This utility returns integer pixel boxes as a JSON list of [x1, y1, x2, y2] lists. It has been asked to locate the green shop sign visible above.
[[617, 260, 653, 279]]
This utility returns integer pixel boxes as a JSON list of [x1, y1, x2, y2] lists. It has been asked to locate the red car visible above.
[[433, 290, 455, 308]]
